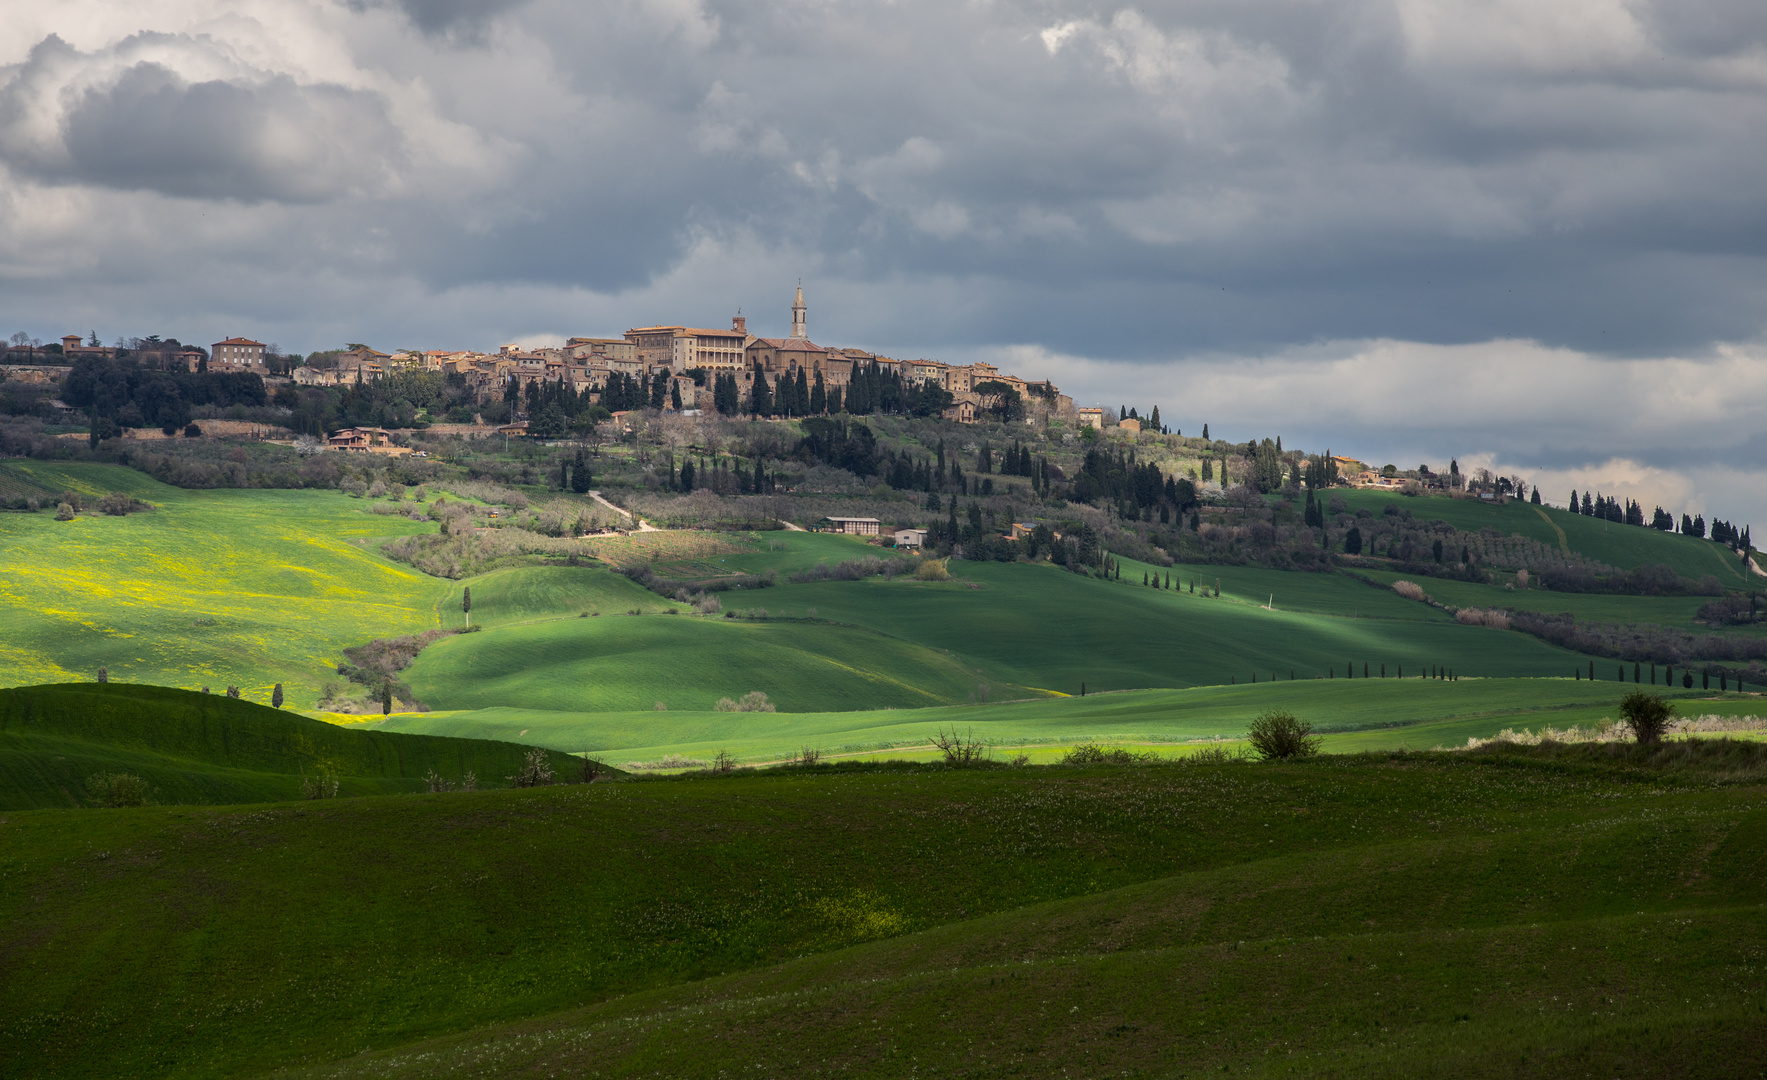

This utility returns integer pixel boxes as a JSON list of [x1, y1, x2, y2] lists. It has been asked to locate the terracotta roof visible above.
[[677, 328, 746, 339], [754, 337, 825, 352], [213, 337, 265, 346]]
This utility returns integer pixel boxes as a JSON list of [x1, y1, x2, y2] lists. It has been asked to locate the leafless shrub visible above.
[[712, 750, 738, 773], [302, 771, 340, 799], [1455, 607, 1512, 630], [1392, 580, 1428, 602], [932, 726, 991, 766]]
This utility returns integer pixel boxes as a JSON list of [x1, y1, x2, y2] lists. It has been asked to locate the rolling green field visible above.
[[0, 463, 449, 706], [1352, 566, 1725, 628], [4, 747, 1763, 1078], [431, 564, 682, 628], [0, 683, 586, 809], [369, 678, 1767, 765], [1334, 488, 1753, 584], [404, 611, 1025, 712]]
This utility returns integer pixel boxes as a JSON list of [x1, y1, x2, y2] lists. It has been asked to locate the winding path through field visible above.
[[588, 490, 658, 531]]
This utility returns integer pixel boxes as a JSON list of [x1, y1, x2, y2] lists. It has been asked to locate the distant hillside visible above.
[[0, 683, 590, 809]]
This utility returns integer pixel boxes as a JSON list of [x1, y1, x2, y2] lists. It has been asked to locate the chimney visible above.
[[733, 314, 746, 334]]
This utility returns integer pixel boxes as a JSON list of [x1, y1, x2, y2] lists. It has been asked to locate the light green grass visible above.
[[433, 565, 681, 628], [404, 612, 1022, 712], [368, 677, 1766, 765], [0, 463, 451, 707]]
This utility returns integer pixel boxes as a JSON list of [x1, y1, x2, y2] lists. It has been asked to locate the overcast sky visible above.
[[3, 0, 1764, 526]]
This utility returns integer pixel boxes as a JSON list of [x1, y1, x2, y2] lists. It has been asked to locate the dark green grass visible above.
[[1333, 488, 1751, 584], [3, 750, 1764, 1078], [0, 683, 586, 809], [403, 612, 1023, 712]]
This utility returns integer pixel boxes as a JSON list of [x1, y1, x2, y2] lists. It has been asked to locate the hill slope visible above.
[[0, 683, 586, 808], [0, 462, 448, 707], [1, 749, 1762, 1078]]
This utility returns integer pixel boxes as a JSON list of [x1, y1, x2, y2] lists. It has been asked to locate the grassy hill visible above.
[[431, 564, 682, 628], [0, 683, 587, 808], [404, 611, 1026, 712], [2, 748, 1762, 1078], [0, 462, 449, 707], [1335, 488, 1753, 584], [369, 678, 1766, 765]]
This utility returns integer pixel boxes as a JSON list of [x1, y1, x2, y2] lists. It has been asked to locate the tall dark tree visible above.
[[462, 586, 471, 627], [271, 683, 284, 708], [810, 371, 826, 414]]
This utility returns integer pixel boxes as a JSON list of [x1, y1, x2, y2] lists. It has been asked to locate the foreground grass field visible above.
[[3, 745, 1763, 1078], [0, 684, 584, 808], [0, 462, 448, 706], [370, 678, 1767, 765]]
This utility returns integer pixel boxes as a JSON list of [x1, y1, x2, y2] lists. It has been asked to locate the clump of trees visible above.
[[85, 772, 151, 807]]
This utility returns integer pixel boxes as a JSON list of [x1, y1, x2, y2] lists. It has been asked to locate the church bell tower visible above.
[[790, 283, 807, 339]]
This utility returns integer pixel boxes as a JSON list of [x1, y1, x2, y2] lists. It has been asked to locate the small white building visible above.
[[893, 527, 928, 548]]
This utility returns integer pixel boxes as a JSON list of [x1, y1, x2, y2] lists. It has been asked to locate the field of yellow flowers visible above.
[[0, 462, 450, 708]]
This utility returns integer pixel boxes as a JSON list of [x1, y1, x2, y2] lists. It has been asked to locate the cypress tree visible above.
[[381, 685, 393, 715], [1202, 423, 1209, 440], [1634, 661, 1641, 683], [1589, 660, 1594, 680], [272, 683, 284, 708], [462, 586, 471, 627]]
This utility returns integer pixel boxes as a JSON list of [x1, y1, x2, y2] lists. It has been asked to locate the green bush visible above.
[[84, 772, 151, 807], [1619, 691, 1674, 744], [1247, 710, 1320, 761]]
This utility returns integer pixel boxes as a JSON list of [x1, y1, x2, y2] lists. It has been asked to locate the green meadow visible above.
[[0, 462, 449, 706], [4, 746, 1764, 1078], [371, 677, 1767, 765]]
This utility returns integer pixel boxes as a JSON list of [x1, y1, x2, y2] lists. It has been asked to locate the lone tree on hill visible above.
[[272, 683, 284, 708], [462, 586, 471, 627], [381, 685, 393, 715], [1619, 691, 1674, 744]]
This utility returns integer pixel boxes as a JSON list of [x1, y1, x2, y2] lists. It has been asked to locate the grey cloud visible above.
[[0, 35, 401, 204]]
